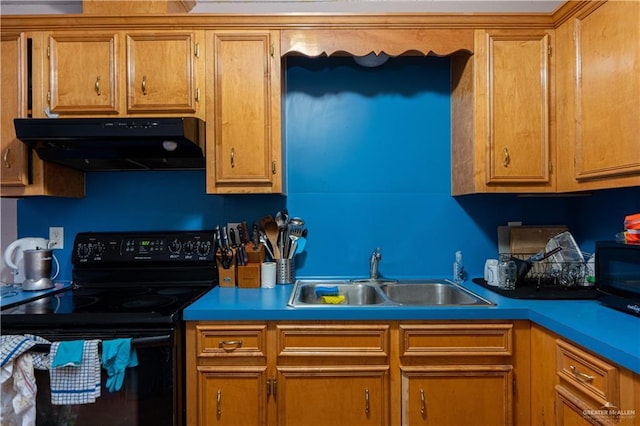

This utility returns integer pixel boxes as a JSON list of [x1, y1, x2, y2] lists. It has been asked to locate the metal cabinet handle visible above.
[[503, 147, 510, 167], [230, 148, 235, 168], [570, 365, 594, 382], [364, 388, 370, 415], [95, 76, 101, 96], [195, 87, 200, 103], [420, 388, 426, 415], [216, 389, 222, 416], [3, 148, 10, 168], [267, 379, 272, 397], [141, 75, 147, 96], [219, 340, 242, 350]]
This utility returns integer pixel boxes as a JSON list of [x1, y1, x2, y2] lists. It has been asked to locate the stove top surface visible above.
[[0, 283, 212, 327]]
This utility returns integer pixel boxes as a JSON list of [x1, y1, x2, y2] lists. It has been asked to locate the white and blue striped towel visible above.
[[50, 340, 101, 405]]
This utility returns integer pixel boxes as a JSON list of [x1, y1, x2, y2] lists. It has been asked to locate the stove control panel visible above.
[[72, 231, 216, 264]]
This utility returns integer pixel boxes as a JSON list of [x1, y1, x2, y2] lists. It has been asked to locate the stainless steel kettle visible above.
[[22, 248, 59, 291], [3, 237, 57, 286]]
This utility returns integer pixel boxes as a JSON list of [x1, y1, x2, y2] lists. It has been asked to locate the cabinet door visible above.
[[126, 32, 200, 114], [477, 30, 552, 187], [1, 32, 28, 187], [277, 366, 389, 426], [47, 32, 119, 114], [198, 367, 269, 426], [574, 1, 640, 181], [207, 31, 282, 194], [401, 366, 513, 426]]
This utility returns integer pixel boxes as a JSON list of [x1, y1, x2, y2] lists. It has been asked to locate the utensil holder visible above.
[[276, 258, 295, 284]]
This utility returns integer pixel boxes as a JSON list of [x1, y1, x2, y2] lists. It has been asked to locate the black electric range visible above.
[[0, 230, 218, 426], [1, 230, 218, 329]]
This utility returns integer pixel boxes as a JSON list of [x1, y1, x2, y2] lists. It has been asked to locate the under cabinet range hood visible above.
[[14, 117, 205, 171]]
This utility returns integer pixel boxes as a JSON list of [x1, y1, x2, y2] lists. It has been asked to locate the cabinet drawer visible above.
[[277, 323, 389, 357], [195, 324, 267, 358], [556, 339, 619, 406], [400, 323, 513, 357]]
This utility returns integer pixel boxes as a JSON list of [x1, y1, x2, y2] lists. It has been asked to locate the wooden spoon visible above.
[[261, 216, 281, 259]]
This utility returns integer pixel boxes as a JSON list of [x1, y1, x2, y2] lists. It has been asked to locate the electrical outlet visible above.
[[49, 226, 64, 249]]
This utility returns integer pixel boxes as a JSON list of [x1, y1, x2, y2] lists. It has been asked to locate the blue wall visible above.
[[17, 56, 639, 282]]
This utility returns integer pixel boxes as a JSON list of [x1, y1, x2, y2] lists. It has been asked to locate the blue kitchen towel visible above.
[[50, 340, 101, 405], [101, 338, 138, 392], [51, 340, 84, 368]]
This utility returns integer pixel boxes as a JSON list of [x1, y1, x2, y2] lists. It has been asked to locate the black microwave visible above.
[[595, 241, 640, 316]]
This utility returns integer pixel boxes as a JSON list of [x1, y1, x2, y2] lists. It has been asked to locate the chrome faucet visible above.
[[369, 248, 382, 280]]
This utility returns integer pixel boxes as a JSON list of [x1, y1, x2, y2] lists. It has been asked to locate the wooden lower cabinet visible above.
[[401, 366, 513, 425], [198, 367, 269, 425], [531, 324, 640, 426], [187, 320, 529, 426], [277, 366, 388, 425]]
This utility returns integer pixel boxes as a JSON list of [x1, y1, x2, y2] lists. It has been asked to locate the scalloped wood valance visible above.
[[281, 29, 474, 57]]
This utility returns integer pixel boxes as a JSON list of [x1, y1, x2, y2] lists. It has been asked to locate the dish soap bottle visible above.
[[453, 251, 465, 284]]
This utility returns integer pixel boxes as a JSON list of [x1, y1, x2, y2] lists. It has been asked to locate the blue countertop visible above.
[[184, 280, 640, 374]]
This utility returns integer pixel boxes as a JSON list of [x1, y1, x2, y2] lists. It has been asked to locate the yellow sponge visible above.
[[321, 295, 345, 304]]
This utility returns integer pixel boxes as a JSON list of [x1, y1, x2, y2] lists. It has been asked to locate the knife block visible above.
[[237, 264, 261, 288], [217, 261, 236, 287], [246, 244, 266, 264]]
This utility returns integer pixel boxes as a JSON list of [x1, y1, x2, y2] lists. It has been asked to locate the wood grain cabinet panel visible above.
[[1, 32, 29, 187], [47, 32, 119, 114], [206, 30, 282, 194], [1, 31, 84, 198], [555, 0, 640, 191], [45, 30, 203, 118], [402, 366, 513, 426], [573, 1, 640, 182], [126, 32, 201, 114], [452, 29, 554, 195]]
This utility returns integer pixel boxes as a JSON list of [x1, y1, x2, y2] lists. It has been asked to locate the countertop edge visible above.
[[184, 282, 640, 374]]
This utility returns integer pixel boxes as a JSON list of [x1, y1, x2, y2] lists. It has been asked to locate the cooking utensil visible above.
[[259, 232, 276, 259], [287, 222, 305, 259], [262, 217, 280, 259]]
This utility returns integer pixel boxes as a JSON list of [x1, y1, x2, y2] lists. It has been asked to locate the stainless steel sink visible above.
[[287, 279, 494, 307], [296, 282, 386, 305], [380, 282, 486, 305]]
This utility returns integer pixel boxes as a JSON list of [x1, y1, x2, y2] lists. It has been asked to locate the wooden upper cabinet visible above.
[[46, 30, 203, 118], [47, 32, 119, 115], [481, 30, 551, 185], [126, 32, 201, 114], [1, 32, 85, 198], [452, 29, 554, 195], [206, 30, 282, 194], [555, 0, 640, 192], [1, 32, 28, 187], [573, 1, 640, 182]]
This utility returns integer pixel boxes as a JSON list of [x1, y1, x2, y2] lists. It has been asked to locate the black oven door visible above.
[[7, 328, 180, 426]]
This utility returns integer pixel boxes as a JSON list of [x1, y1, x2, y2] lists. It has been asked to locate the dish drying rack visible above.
[[512, 249, 593, 288]]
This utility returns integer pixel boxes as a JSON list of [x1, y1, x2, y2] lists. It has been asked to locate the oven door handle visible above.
[[27, 334, 172, 353]]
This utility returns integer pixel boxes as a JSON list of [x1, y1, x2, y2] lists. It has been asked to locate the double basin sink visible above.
[[287, 279, 494, 307]]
